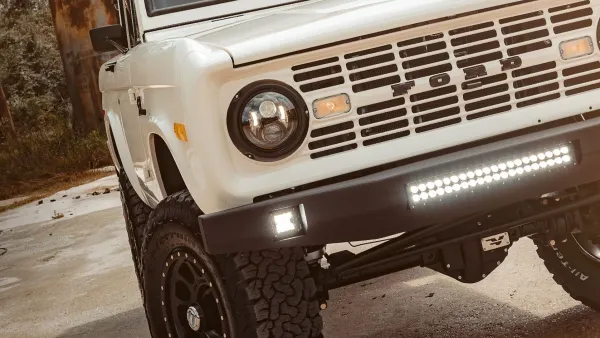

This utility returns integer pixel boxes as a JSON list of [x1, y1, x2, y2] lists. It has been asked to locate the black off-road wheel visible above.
[[535, 233, 600, 310], [119, 170, 152, 295], [141, 190, 324, 338]]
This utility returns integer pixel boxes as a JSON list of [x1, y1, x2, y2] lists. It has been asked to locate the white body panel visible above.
[[103, 0, 600, 213]]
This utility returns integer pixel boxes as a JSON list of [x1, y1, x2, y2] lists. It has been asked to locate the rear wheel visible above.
[[119, 170, 152, 295], [141, 191, 324, 338], [535, 232, 600, 310]]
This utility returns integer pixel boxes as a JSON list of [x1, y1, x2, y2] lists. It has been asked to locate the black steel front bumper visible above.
[[200, 119, 600, 254]]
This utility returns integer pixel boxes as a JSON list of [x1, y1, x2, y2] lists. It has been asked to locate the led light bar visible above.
[[408, 144, 574, 204]]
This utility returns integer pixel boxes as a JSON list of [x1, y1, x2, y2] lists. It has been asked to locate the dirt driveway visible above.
[[2, 176, 600, 338]]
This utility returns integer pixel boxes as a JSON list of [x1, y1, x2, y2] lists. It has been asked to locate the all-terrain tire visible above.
[[535, 236, 600, 310], [140, 190, 324, 338], [119, 170, 152, 295]]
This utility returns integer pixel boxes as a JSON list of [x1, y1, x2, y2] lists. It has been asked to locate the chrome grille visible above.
[[291, 0, 597, 159]]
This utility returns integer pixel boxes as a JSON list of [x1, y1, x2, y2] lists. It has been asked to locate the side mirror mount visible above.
[[90, 25, 127, 53]]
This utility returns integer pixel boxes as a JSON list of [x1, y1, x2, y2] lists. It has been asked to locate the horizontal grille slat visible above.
[[293, 65, 342, 82], [549, 0, 590, 13], [462, 73, 507, 90], [457, 51, 504, 68], [504, 29, 549, 45], [451, 30, 497, 46], [299, 77, 344, 92], [411, 85, 456, 102], [467, 105, 512, 120], [516, 92, 561, 108], [405, 63, 453, 80], [347, 53, 396, 70], [564, 71, 600, 87], [513, 61, 556, 77], [362, 120, 410, 137], [507, 40, 551, 56], [415, 117, 462, 133], [414, 106, 461, 124], [465, 94, 511, 111], [310, 121, 354, 138], [357, 98, 405, 115], [566, 82, 600, 96], [553, 19, 593, 34], [359, 109, 407, 126], [345, 45, 392, 59], [352, 75, 401, 93], [501, 18, 546, 35], [400, 41, 447, 58], [514, 72, 558, 88], [291, 57, 339, 71], [515, 83, 560, 99], [463, 84, 509, 101], [349, 64, 398, 81], [449, 22, 495, 35], [550, 7, 593, 23], [398, 33, 443, 47], [402, 52, 450, 69], [454, 41, 500, 57], [290, 1, 600, 160], [412, 96, 459, 113], [310, 144, 358, 159], [499, 11, 542, 24], [308, 132, 356, 150], [363, 131, 410, 146], [563, 61, 600, 76]]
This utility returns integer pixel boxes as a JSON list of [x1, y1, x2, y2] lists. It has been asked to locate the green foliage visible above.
[[0, 118, 110, 197], [0, 0, 70, 132], [0, 0, 111, 197]]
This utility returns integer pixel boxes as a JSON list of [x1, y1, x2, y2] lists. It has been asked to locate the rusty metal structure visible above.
[[48, 0, 118, 132]]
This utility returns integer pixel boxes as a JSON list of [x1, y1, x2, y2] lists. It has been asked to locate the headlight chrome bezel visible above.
[[227, 80, 309, 162]]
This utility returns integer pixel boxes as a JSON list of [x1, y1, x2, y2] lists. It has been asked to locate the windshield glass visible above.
[[146, 0, 302, 16], [142, 0, 306, 30], [150, 0, 234, 11]]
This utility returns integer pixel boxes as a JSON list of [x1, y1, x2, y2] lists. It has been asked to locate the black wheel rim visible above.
[[161, 249, 230, 338], [572, 232, 600, 263]]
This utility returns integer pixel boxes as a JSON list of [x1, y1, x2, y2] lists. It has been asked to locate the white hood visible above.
[[145, 0, 533, 65]]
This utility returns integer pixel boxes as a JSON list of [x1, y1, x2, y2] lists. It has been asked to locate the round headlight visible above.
[[228, 81, 309, 161]]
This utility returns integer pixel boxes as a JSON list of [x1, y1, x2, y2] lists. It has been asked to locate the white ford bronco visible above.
[[92, 0, 600, 337]]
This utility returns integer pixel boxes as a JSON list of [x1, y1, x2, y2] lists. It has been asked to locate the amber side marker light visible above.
[[560, 36, 594, 60], [312, 94, 351, 119], [174, 123, 188, 142]]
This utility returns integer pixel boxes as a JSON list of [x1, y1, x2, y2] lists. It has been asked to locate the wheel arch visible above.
[[150, 133, 187, 197], [104, 112, 152, 206], [145, 121, 209, 214]]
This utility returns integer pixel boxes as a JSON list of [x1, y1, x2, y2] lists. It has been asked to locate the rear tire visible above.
[[535, 235, 600, 310], [119, 170, 152, 296], [141, 190, 324, 338]]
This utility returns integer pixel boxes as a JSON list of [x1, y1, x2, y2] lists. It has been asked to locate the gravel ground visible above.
[[2, 179, 600, 337]]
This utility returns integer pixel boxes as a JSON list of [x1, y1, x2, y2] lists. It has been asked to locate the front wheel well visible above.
[[152, 135, 186, 196]]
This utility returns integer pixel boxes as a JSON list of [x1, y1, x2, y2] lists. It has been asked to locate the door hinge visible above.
[[136, 96, 147, 116], [128, 88, 147, 116]]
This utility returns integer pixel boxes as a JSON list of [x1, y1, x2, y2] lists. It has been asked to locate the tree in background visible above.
[[0, 0, 70, 141], [0, 0, 110, 198]]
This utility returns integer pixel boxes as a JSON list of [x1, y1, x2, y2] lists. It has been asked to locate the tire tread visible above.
[[139, 190, 324, 338], [534, 238, 600, 310]]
